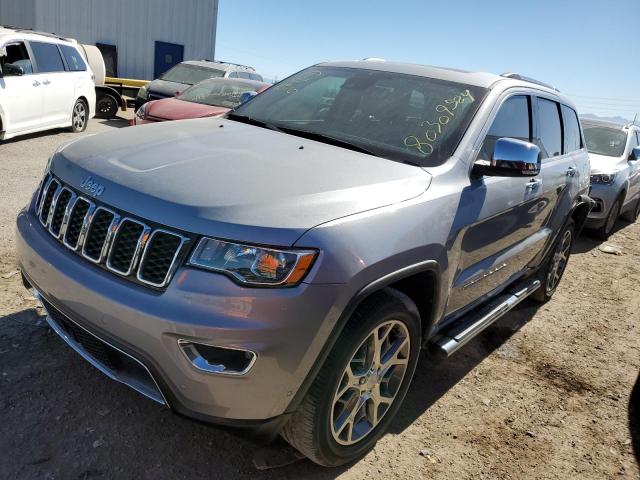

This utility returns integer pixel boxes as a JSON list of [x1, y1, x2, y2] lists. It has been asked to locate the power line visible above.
[[567, 92, 640, 103]]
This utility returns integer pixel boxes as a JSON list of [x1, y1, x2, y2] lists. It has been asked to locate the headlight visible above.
[[590, 173, 617, 185], [136, 84, 149, 100], [188, 238, 317, 286]]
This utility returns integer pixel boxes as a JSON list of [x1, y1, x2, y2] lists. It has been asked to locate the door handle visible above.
[[566, 166, 577, 177], [525, 179, 542, 191], [42, 79, 51, 85], [32, 80, 41, 87]]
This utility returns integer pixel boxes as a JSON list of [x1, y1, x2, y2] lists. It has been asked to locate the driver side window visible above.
[[1, 41, 34, 75], [478, 95, 531, 161]]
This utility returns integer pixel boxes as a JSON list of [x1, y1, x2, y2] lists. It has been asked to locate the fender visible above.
[[284, 259, 441, 414], [95, 85, 126, 109]]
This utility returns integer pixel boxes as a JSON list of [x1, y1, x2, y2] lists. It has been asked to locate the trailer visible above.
[[81, 44, 149, 119]]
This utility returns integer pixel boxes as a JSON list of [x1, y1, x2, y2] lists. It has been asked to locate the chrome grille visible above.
[[36, 174, 188, 288]]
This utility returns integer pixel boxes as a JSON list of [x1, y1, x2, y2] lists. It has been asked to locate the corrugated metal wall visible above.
[[0, 0, 218, 80]]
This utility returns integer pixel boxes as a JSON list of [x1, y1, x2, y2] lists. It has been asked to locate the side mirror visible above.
[[473, 137, 541, 177], [4, 63, 24, 76], [629, 146, 640, 161], [239, 91, 257, 104]]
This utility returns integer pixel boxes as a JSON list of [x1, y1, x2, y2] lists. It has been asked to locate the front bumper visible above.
[[585, 183, 619, 228], [16, 207, 348, 425]]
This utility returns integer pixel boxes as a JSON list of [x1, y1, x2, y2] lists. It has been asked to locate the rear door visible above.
[[534, 97, 577, 239], [448, 93, 548, 314], [0, 40, 43, 134], [29, 41, 74, 126]]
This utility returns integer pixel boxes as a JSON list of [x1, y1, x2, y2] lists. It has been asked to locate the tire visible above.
[[95, 93, 118, 119], [69, 99, 88, 133], [282, 288, 421, 467], [532, 219, 575, 303], [621, 197, 640, 223], [595, 196, 622, 240]]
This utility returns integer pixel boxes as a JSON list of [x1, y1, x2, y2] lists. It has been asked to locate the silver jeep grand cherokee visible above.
[[16, 61, 592, 466]]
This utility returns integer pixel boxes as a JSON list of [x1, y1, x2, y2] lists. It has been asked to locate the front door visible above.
[[0, 41, 43, 134], [154, 41, 183, 79], [448, 94, 549, 314]]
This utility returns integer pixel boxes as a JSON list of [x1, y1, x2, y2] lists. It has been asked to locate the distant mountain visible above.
[[581, 113, 634, 124]]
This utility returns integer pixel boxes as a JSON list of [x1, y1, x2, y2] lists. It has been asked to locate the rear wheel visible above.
[[69, 99, 88, 133], [532, 219, 575, 303], [282, 289, 421, 466], [621, 197, 640, 223], [95, 93, 118, 119]]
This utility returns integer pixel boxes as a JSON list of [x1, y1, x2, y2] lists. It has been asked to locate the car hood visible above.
[[589, 153, 624, 174], [51, 118, 431, 246], [148, 79, 190, 98], [146, 98, 229, 120]]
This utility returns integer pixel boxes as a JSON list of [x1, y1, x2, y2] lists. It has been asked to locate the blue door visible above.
[[154, 41, 184, 78]]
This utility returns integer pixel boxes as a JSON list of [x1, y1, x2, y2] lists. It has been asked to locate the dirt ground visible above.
[[0, 117, 638, 479]]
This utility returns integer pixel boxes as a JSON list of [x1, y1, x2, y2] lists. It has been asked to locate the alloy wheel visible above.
[[73, 102, 87, 130], [330, 320, 410, 446], [546, 228, 572, 293]]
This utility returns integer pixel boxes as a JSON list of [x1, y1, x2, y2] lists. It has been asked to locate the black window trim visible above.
[[2, 40, 36, 76], [473, 91, 533, 166], [560, 104, 583, 154], [26, 40, 66, 74], [533, 94, 565, 160], [57, 43, 87, 73]]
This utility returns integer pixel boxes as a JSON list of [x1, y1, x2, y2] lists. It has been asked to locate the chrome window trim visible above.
[[81, 206, 120, 264], [136, 229, 188, 288], [106, 218, 151, 276]]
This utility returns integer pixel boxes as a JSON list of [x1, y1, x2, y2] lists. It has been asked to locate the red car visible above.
[[132, 78, 269, 125]]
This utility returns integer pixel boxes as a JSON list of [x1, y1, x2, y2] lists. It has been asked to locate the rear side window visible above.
[[249, 73, 263, 81], [30, 41, 65, 73], [561, 105, 582, 153], [60, 45, 87, 71], [537, 98, 562, 158], [479, 95, 530, 160]]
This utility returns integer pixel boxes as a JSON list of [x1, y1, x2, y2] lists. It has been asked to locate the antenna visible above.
[[633, 113, 638, 126]]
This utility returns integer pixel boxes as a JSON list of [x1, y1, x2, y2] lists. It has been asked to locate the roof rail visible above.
[[0, 25, 74, 42], [500, 72, 559, 92], [200, 59, 256, 71]]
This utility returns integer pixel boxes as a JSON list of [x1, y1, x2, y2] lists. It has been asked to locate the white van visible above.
[[0, 27, 96, 141]]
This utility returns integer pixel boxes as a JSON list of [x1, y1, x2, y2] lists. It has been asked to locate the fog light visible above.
[[178, 340, 256, 375]]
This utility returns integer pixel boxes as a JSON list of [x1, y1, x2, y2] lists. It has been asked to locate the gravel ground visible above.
[[0, 116, 638, 479]]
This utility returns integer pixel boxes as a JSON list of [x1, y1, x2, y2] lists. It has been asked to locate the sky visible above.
[[215, 0, 640, 121]]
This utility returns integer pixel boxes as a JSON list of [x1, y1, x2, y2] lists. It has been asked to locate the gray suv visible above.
[[16, 61, 592, 467]]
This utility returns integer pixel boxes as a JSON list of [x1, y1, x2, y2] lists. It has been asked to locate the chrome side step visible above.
[[433, 279, 541, 357]]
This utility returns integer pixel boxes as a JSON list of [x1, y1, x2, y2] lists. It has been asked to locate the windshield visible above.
[[232, 66, 486, 166], [178, 79, 264, 108], [583, 124, 628, 157], [160, 64, 225, 85]]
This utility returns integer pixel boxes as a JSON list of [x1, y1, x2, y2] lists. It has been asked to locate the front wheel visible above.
[[532, 219, 575, 303], [282, 289, 421, 467], [621, 197, 640, 223], [595, 197, 622, 240], [69, 99, 88, 133]]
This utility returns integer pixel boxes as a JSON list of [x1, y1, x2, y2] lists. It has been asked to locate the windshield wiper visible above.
[[226, 113, 283, 132], [275, 126, 382, 157]]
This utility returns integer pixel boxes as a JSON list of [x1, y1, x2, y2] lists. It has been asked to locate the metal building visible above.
[[0, 0, 219, 80]]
